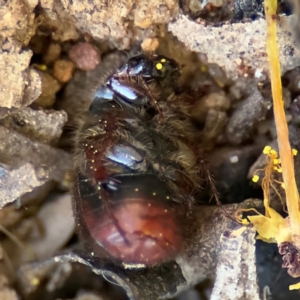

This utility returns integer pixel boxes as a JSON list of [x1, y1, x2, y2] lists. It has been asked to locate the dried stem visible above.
[[265, 0, 300, 247]]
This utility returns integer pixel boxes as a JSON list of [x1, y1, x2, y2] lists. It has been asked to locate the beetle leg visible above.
[[136, 75, 164, 123], [196, 152, 220, 205]]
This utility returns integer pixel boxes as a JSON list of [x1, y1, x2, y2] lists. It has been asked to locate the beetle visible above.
[[72, 52, 217, 267], [90, 53, 181, 120]]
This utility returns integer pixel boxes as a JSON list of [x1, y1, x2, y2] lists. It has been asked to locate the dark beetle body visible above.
[[91, 53, 180, 113], [73, 53, 210, 267]]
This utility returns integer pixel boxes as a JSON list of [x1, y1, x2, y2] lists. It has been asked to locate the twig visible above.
[[265, 0, 300, 247]]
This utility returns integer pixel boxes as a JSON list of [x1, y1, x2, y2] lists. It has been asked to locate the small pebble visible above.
[[191, 92, 231, 123], [53, 60, 75, 83], [43, 43, 62, 65], [141, 38, 159, 52], [68, 43, 100, 71], [34, 72, 61, 108], [207, 63, 229, 87], [228, 79, 247, 101], [202, 0, 224, 8]]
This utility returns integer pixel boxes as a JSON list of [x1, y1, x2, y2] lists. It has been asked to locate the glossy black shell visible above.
[[91, 53, 180, 112]]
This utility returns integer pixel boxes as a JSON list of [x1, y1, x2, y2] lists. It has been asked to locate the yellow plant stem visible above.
[[265, 0, 300, 247]]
